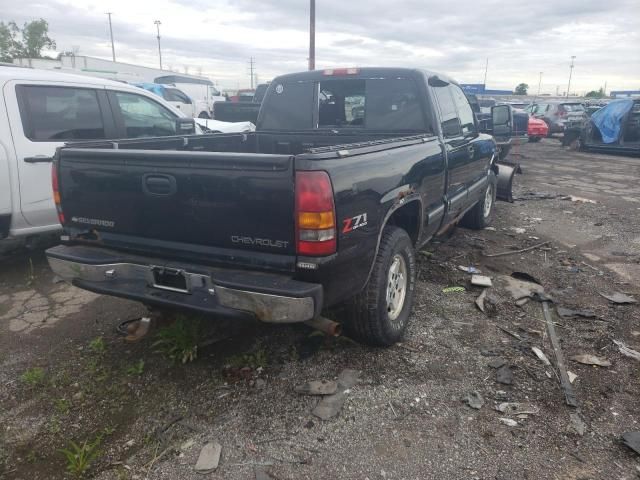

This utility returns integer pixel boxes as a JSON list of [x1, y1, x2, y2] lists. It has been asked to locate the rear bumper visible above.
[[46, 245, 322, 323]]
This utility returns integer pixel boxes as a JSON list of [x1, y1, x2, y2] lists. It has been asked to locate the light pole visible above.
[[482, 58, 488, 89], [154, 20, 163, 70], [106, 12, 116, 62], [566, 56, 575, 98], [309, 0, 315, 70], [533, 71, 543, 103]]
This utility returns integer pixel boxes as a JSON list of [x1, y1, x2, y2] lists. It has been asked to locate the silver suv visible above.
[[529, 101, 586, 136]]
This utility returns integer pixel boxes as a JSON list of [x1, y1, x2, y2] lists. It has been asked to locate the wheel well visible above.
[[386, 201, 420, 245]]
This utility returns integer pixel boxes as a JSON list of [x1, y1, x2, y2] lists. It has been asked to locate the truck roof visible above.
[[271, 67, 458, 86], [0, 65, 143, 91]]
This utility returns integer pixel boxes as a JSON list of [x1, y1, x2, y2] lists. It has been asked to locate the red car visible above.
[[528, 116, 548, 142]]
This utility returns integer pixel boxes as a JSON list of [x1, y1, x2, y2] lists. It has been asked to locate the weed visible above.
[[152, 316, 200, 364], [48, 417, 62, 434], [125, 359, 145, 376], [26, 449, 38, 463], [20, 367, 45, 386], [55, 398, 70, 415], [228, 344, 268, 369], [26, 257, 35, 286], [89, 337, 106, 354], [59, 438, 101, 478]]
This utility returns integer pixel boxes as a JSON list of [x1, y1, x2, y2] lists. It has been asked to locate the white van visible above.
[[154, 74, 226, 118], [0, 66, 197, 243]]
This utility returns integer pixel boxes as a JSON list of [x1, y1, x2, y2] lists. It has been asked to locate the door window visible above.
[[450, 85, 476, 135], [163, 88, 192, 104], [17, 85, 106, 141], [113, 92, 177, 138], [366, 78, 426, 131], [432, 86, 461, 137]]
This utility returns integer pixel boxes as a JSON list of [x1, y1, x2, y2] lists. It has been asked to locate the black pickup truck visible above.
[[46, 68, 517, 346], [213, 83, 269, 124]]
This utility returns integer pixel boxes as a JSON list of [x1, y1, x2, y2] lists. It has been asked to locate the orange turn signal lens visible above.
[[298, 211, 335, 230]]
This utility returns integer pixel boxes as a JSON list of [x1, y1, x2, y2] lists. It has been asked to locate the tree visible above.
[[514, 83, 529, 95], [585, 88, 605, 99], [0, 19, 55, 62]]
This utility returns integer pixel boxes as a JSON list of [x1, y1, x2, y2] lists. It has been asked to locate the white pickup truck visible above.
[[0, 66, 249, 244]]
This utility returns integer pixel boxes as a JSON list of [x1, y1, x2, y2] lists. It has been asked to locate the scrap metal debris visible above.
[[570, 354, 611, 367], [463, 391, 484, 410], [531, 347, 551, 366], [599, 292, 637, 304], [496, 365, 513, 385], [484, 241, 550, 258], [613, 340, 640, 362], [471, 275, 493, 287], [567, 371, 578, 384], [458, 265, 481, 274], [499, 418, 518, 427], [622, 432, 640, 455], [295, 380, 338, 395], [556, 307, 597, 319], [312, 369, 360, 420], [498, 275, 545, 304], [496, 402, 538, 415], [542, 301, 578, 407], [569, 413, 586, 436], [194, 441, 222, 474]]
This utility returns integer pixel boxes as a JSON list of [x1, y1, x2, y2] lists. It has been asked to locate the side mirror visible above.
[[175, 117, 196, 135], [491, 105, 513, 137]]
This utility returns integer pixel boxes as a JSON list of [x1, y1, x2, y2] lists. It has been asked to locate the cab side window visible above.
[[432, 86, 461, 137], [113, 91, 177, 138], [450, 85, 476, 136], [17, 85, 106, 141]]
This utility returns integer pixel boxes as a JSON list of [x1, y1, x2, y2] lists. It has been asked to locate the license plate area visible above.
[[150, 266, 189, 293]]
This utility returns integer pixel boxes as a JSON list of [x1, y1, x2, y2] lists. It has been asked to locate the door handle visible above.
[[24, 155, 53, 163], [142, 174, 177, 196]]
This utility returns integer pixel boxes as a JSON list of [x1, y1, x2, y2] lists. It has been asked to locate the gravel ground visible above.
[[1, 139, 639, 480]]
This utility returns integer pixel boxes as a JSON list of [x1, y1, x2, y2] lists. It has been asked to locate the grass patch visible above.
[[125, 359, 145, 376], [228, 344, 268, 370], [152, 316, 200, 364], [54, 398, 70, 415], [20, 367, 45, 386], [60, 438, 101, 479], [88, 337, 106, 355]]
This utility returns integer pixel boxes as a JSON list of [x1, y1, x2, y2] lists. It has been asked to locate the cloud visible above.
[[1, 0, 638, 92]]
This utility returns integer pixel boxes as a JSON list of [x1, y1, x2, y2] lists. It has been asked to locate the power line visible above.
[[105, 12, 115, 62], [248, 57, 255, 89]]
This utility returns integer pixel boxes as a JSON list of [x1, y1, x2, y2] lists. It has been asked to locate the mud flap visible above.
[[495, 162, 518, 203]]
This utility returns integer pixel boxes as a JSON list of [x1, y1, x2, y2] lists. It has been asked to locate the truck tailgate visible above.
[[57, 148, 296, 261]]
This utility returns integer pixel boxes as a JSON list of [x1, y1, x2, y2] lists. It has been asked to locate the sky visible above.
[[1, 0, 639, 93]]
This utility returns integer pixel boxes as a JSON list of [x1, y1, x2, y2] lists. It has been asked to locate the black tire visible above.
[[460, 172, 497, 230], [343, 226, 416, 347], [529, 136, 541, 143], [198, 112, 210, 119]]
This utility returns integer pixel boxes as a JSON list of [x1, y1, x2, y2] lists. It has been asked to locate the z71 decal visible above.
[[342, 213, 368, 233]]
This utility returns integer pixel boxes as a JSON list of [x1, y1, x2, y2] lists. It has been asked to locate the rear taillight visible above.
[[295, 171, 336, 256], [51, 163, 65, 224]]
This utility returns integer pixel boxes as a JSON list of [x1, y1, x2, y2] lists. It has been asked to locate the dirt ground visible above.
[[1, 139, 639, 480]]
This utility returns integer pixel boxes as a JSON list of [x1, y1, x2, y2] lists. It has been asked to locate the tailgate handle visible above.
[[142, 174, 176, 196]]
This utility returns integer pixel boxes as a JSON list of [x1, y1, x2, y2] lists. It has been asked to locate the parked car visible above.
[[0, 66, 197, 243], [579, 99, 640, 156], [531, 101, 586, 136], [213, 83, 270, 123], [527, 116, 549, 142], [46, 67, 518, 346], [154, 74, 226, 119], [134, 82, 196, 117]]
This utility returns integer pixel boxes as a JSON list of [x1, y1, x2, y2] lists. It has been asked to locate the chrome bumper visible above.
[[48, 256, 316, 323]]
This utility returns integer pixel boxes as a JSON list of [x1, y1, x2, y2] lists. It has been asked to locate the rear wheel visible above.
[[344, 226, 416, 347], [460, 171, 497, 230], [198, 112, 210, 119]]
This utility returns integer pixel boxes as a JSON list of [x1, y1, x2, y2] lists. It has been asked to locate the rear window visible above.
[[561, 103, 585, 112], [260, 77, 427, 131], [17, 85, 106, 141]]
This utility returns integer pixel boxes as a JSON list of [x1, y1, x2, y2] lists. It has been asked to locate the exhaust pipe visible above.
[[304, 316, 342, 336]]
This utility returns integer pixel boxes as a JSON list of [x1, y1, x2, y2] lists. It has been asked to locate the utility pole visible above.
[[566, 55, 575, 98], [248, 57, 255, 89], [154, 20, 163, 70], [482, 58, 488, 89], [603, 80, 607, 97], [309, 0, 315, 70], [105, 12, 116, 62], [533, 71, 543, 103]]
